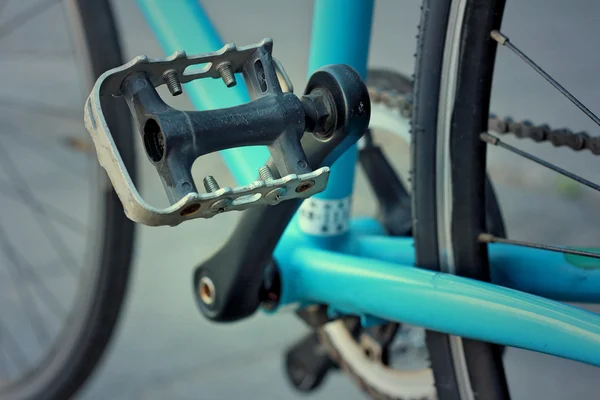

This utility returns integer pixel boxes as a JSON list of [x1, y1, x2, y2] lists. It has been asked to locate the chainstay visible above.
[[369, 88, 600, 154]]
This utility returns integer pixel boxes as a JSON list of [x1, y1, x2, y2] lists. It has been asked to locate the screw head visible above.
[[265, 187, 286, 203], [210, 198, 230, 213]]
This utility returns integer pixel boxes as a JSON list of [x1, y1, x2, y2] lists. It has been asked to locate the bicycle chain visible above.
[[369, 88, 600, 154]]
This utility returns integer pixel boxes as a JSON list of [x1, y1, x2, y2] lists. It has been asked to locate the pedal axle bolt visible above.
[[163, 70, 183, 96], [203, 175, 220, 193], [217, 63, 236, 88], [258, 165, 275, 181]]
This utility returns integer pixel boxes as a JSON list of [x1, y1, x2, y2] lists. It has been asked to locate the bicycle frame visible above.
[[137, 0, 600, 366]]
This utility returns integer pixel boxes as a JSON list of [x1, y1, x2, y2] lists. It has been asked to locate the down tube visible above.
[[279, 247, 600, 366]]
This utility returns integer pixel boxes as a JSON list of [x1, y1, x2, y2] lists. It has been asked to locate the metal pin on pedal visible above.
[[259, 166, 287, 203]]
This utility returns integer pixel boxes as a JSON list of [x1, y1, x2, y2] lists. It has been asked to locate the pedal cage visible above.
[[84, 38, 333, 226]]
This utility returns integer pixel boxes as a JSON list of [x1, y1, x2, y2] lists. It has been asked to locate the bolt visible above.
[[217, 63, 236, 87], [198, 276, 216, 305], [163, 70, 182, 96], [258, 165, 275, 181], [265, 187, 286, 203], [210, 198, 230, 213], [203, 175, 220, 193], [301, 89, 334, 138]]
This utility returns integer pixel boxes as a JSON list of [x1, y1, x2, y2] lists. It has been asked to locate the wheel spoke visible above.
[[0, 343, 8, 379], [481, 132, 600, 193], [0, 49, 74, 60], [0, 177, 87, 234], [0, 120, 88, 179], [0, 97, 80, 121], [0, 138, 80, 275], [0, 0, 61, 41], [479, 233, 600, 260], [0, 321, 27, 372], [0, 218, 66, 319], [491, 30, 600, 129], [0, 222, 50, 348]]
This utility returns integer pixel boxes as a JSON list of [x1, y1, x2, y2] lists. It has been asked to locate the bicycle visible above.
[[2, 1, 600, 400]]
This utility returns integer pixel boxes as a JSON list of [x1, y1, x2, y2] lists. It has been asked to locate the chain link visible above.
[[369, 87, 600, 155]]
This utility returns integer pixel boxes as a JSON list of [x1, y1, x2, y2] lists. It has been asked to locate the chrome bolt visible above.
[[258, 165, 275, 181], [163, 70, 182, 96], [210, 198, 230, 213], [198, 276, 216, 305], [217, 62, 236, 87], [203, 175, 220, 193], [265, 187, 286, 203]]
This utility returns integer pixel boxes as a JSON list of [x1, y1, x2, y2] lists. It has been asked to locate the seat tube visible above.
[[294, 0, 374, 246]]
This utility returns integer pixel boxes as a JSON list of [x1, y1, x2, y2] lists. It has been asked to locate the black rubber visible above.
[[0, 1, 136, 399], [449, 1, 509, 398], [412, 1, 509, 400]]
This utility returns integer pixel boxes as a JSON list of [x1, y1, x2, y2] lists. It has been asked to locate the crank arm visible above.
[[193, 65, 370, 322], [84, 39, 339, 226]]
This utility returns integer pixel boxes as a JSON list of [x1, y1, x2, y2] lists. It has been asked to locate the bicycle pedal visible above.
[[84, 38, 337, 226]]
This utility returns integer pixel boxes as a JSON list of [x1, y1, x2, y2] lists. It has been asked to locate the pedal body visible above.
[[84, 39, 333, 226]]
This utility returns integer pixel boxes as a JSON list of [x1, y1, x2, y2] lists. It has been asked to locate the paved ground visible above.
[[2, 0, 600, 399]]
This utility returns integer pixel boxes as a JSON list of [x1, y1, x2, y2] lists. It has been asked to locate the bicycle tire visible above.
[[412, 1, 509, 400], [0, 1, 136, 399], [319, 68, 507, 400]]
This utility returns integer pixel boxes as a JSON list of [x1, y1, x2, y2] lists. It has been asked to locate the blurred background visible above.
[[1, 0, 600, 399]]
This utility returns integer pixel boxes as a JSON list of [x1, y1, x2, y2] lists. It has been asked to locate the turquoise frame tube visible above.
[[136, 0, 600, 366]]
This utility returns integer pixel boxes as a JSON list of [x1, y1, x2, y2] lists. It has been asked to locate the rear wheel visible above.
[[0, 1, 135, 399]]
